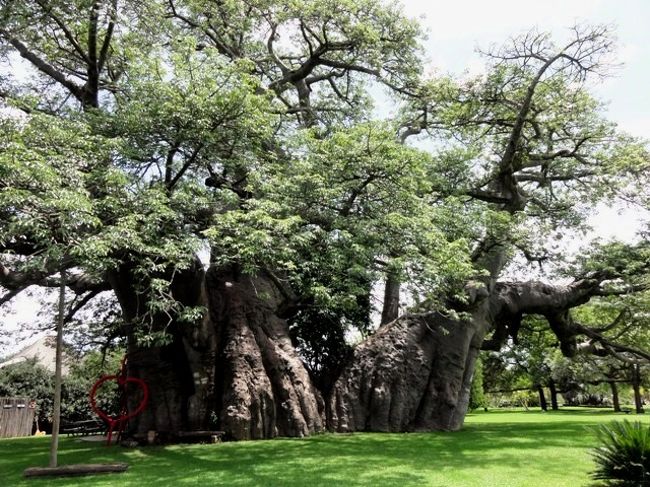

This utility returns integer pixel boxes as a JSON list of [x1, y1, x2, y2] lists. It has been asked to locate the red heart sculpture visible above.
[[89, 374, 149, 445]]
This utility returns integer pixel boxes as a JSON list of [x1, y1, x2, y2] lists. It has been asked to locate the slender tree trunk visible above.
[[380, 272, 400, 326], [549, 379, 559, 411], [48, 270, 65, 468], [632, 365, 644, 414], [537, 386, 547, 411], [609, 381, 621, 413]]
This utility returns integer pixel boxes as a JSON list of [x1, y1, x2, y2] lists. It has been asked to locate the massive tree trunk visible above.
[[108, 261, 622, 438], [206, 268, 324, 440], [327, 278, 608, 433], [108, 259, 218, 436], [328, 308, 490, 432], [109, 262, 324, 440]]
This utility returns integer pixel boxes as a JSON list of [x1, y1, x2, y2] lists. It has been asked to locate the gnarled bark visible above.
[[109, 265, 642, 439], [108, 259, 217, 436], [113, 264, 324, 440], [327, 274, 635, 433], [328, 310, 489, 432], [207, 268, 324, 440]]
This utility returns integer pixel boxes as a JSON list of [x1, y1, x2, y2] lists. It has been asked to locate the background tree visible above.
[[482, 317, 559, 410], [328, 27, 650, 432], [468, 355, 486, 410], [0, 359, 53, 432], [0, 350, 123, 433]]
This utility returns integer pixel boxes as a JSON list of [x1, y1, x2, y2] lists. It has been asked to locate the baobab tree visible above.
[[1, 1, 648, 440]]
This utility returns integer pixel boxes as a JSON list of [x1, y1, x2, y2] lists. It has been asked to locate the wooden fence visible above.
[[0, 397, 35, 438]]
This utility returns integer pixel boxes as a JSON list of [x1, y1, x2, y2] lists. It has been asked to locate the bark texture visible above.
[[327, 277, 611, 433], [115, 265, 324, 440], [112, 268, 621, 438], [207, 269, 324, 440], [328, 310, 489, 432]]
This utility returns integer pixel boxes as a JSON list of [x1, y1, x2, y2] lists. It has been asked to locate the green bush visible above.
[[591, 420, 650, 486], [0, 350, 124, 431], [0, 358, 53, 431]]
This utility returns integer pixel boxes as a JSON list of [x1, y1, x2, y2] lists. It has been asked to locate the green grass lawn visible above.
[[1, 408, 646, 486]]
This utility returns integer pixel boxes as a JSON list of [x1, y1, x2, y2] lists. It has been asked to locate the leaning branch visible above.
[[0, 30, 85, 102], [575, 323, 650, 364]]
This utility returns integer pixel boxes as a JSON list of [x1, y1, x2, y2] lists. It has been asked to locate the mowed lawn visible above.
[[1, 408, 646, 487]]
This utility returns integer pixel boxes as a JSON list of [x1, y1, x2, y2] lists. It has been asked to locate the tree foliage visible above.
[[0, 1, 648, 429]]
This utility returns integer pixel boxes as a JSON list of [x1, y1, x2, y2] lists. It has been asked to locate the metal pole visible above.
[[48, 269, 66, 468]]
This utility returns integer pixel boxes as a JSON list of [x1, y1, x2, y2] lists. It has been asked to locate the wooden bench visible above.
[[177, 430, 225, 444], [61, 420, 106, 436]]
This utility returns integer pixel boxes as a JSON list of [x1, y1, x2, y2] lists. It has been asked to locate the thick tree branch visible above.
[[0, 30, 85, 102], [486, 277, 649, 362], [466, 189, 512, 204], [0, 285, 27, 306], [575, 323, 650, 363], [1, 261, 110, 295], [167, 143, 204, 191]]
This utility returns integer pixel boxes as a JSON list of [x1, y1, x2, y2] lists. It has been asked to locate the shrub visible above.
[[591, 420, 650, 486], [0, 350, 124, 431], [0, 359, 54, 431]]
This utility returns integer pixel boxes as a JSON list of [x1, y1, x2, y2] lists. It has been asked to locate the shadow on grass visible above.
[[0, 412, 639, 487], [469, 407, 637, 416]]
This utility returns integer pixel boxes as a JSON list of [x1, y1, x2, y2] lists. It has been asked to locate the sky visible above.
[[1, 0, 649, 355], [402, 0, 650, 139]]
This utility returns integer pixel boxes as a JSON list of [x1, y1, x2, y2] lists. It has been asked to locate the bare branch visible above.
[[0, 30, 85, 102], [64, 289, 102, 323]]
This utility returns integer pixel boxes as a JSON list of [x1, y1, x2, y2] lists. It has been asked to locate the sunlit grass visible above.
[[1, 408, 646, 486]]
